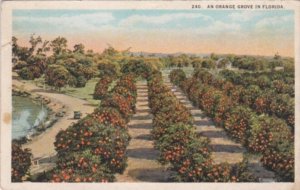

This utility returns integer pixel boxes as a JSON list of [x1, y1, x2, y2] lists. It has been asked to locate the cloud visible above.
[[197, 21, 241, 34], [119, 13, 213, 26], [206, 21, 241, 33], [255, 15, 293, 29], [13, 10, 293, 57], [13, 12, 115, 32], [229, 11, 262, 22], [118, 13, 240, 35]]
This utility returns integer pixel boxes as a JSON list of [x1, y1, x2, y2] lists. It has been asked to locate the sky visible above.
[[13, 9, 294, 57]]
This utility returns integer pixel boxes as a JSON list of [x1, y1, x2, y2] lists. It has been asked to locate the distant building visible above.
[[274, 66, 284, 71], [216, 58, 232, 69]]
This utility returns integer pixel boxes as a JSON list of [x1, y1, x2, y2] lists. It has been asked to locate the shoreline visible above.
[[12, 86, 66, 143], [12, 76, 95, 159]]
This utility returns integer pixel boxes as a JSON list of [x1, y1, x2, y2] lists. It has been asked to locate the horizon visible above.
[[13, 9, 295, 57]]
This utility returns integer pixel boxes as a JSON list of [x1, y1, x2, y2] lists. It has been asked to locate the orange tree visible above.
[[194, 68, 294, 130], [169, 69, 186, 86], [173, 68, 294, 181], [270, 94, 294, 129], [250, 116, 294, 181], [121, 59, 153, 79], [219, 70, 294, 127], [52, 115, 130, 182], [111, 75, 137, 113], [248, 116, 293, 154], [116, 74, 137, 96], [93, 76, 114, 100], [12, 142, 32, 182], [223, 106, 255, 145], [50, 73, 137, 182], [261, 147, 294, 181], [149, 71, 256, 182], [101, 94, 133, 122], [97, 62, 119, 79]]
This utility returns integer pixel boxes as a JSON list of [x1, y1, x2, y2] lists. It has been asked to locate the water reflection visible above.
[[12, 96, 48, 140]]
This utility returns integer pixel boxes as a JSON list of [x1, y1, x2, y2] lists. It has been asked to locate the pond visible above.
[[12, 96, 48, 140]]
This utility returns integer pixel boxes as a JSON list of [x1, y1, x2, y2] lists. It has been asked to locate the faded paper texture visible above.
[[1, 0, 300, 190]]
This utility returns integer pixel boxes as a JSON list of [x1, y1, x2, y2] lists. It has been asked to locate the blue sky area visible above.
[[12, 9, 295, 56]]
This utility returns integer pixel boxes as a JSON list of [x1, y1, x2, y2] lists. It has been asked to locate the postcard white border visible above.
[[1, 1, 300, 190]]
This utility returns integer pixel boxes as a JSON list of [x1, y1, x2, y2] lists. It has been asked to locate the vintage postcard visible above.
[[0, 0, 299, 190]]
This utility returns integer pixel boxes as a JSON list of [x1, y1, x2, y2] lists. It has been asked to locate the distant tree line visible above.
[[12, 35, 294, 90], [160, 52, 294, 72]]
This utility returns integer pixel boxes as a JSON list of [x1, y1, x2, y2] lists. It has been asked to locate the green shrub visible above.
[[13, 60, 27, 70], [75, 76, 87, 88], [18, 67, 34, 80], [18, 66, 42, 80], [98, 63, 118, 78], [45, 65, 71, 89], [121, 59, 153, 79]]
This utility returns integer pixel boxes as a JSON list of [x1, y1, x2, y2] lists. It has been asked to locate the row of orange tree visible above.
[[93, 76, 114, 100], [93, 63, 119, 100], [220, 69, 294, 97], [170, 69, 294, 182], [220, 70, 294, 127], [220, 69, 295, 92], [148, 71, 257, 182], [49, 73, 137, 182], [194, 69, 294, 130]]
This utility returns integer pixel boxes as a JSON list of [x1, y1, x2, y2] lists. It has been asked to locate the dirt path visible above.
[[162, 74, 275, 181], [116, 81, 171, 182], [13, 79, 95, 160], [163, 77, 245, 164]]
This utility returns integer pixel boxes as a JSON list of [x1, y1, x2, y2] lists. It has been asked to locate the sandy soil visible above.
[[116, 81, 171, 182]]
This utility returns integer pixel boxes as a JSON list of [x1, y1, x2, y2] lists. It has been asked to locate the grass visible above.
[[29, 77, 100, 107], [61, 78, 100, 106], [161, 67, 194, 77]]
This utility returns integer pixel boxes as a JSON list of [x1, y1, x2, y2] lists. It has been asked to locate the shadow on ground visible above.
[[128, 168, 172, 182], [194, 120, 214, 126], [129, 122, 152, 129], [199, 130, 226, 138], [127, 148, 159, 160], [209, 144, 245, 153], [132, 114, 153, 120], [134, 134, 153, 141]]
